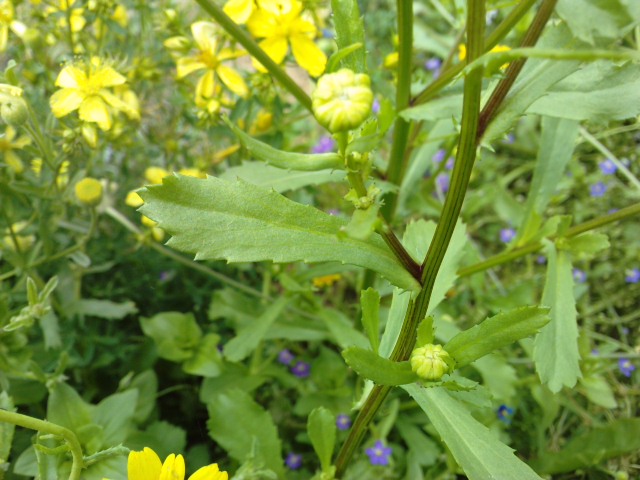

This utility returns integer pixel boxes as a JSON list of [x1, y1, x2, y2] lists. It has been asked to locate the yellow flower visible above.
[[46, 0, 86, 33], [125, 190, 144, 207], [459, 43, 511, 69], [74, 177, 103, 206], [177, 21, 249, 102], [2, 221, 35, 252], [223, 0, 255, 24], [0, 0, 26, 51], [247, 0, 326, 77], [56, 160, 70, 188], [127, 447, 228, 480], [0, 125, 30, 173], [49, 58, 137, 131], [178, 168, 206, 178], [312, 274, 341, 288]]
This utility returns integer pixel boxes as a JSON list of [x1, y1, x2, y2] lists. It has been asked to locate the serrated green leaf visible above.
[[326, 43, 364, 73], [516, 117, 579, 246], [360, 288, 380, 353], [331, 0, 366, 73], [127, 421, 186, 459], [561, 232, 610, 259], [342, 346, 418, 386], [534, 242, 581, 392], [224, 297, 290, 362], [140, 312, 202, 362], [403, 385, 543, 480], [139, 175, 419, 291], [416, 316, 435, 346], [531, 418, 640, 474], [183, 333, 223, 377], [220, 161, 344, 193], [556, 0, 634, 44], [307, 407, 336, 472], [528, 62, 640, 121], [207, 389, 283, 477], [444, 306, 550, 367], [224, 117, 343, 171], [342, 205, 380, 241]]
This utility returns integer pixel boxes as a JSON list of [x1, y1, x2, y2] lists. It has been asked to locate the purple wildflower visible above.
[[159, 271, 175, 282], [625, 268, 640, 284], [572, 268, 587, 283], [372, 98, 381, 114], [497, 405, 514, 424], [503, 132, 516, 144], [536, 255, 547, 265], [436, 173, 449, 193], [432, 148, 446, 164], [591, 348, 599, 356], [425, 57, 442, 72], [278, 349, 295, 365], [365, 440, 392, 466], [599, 159, 617, 175], [500, 228, 516, 243], [336, 414, 352, 431], [285, 452, 303, 470], [618, 358, 636, 378], [590, 181, 607, 198], [291, 361, 311, 378], [312, 135, 336, 154], [445, 157, 454, 170]]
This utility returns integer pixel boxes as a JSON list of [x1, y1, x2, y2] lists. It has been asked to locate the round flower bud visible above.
[[0, 94, 28, 126], [410, 344, 453, 381], [74, 177, 103, 206], [311, 69, 373, 133]]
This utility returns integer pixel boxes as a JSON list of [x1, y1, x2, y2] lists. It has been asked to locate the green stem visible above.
[[411, 0, 537, 106], [457, 202, 640, 277], [192, 0, 313, 113], [381, 0, 413, 220], [477, 0, 558, 139], [0, 409, 84, 480], [334, 1, 485, 475]]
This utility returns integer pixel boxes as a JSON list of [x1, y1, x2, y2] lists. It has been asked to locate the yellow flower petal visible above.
[[246, 8, 276, 38], [216, 65, 248, 97], [223, 0, 254, 24], [191, 21, 218, 53], [290, 34, 326, 77], [176, 57, 208, 80], [145, 166, 170, 184], [49, 88, 84, 117], [128, 448, 162, 480], [78, 96, 112, 130], [258, 36, 288, 67], [91, 65, 127, 88], [55, 65, 86, 89], [258, 0, 292, 16], [188, 464, 228, 480], [196, 70, 217, 100], [159, 453, 185, 480], [99, 90, 137, 118], [125, 190, 144, 207]]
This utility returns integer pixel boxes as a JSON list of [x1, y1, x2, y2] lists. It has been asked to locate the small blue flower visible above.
[[432, 148, 446, 164], [425, 57, 442, 73], [436, 173, 449, 193], [291, 361, 311, 378], [500, 228, 516, 243], [599, 159, 617, 175], [336, 414, 352, 431], [503, 132, 516, 144], [372, 98, 381, 114], [278, 349, 295, 365], [285, 452, 303, 470], [496, 405, 514, 424], [365, 440, 392, 466], [618, 358, 636, 378], [572, 268, 587, 283], [590, 181, 607, 198], [312, 135, 336, 154], [445, 157, 454, 170], [536, 255, 547, 265], [625, 268, 640, 284]]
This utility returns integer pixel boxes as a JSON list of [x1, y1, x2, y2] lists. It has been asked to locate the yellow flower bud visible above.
[[141, 215, 157, 228], [410, 344, 452, 381], [125, 190, 144, 207], [311, 69, 373, 133], [144, 166, 169, 185], [74, 177, 103, 206], [178, 168, 206, 178]]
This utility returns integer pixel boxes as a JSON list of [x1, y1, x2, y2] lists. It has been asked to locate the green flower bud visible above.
[[410, 344, 453, 381], [312, 69, 373, 133], [0, 92, 28, 126]]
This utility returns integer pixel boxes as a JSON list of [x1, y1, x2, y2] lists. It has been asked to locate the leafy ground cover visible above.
[[0, 0, 639, 478]]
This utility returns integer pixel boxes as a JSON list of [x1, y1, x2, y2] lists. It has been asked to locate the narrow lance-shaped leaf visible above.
[[139, 175, 419, 291], [331, 0, 366, 72], [307, 407, 336, 473], [533, 241, 581, 392], [360, 288, 380, 353], [223, 117, 343, 171], [403, 384, 543, 480], [444, 306, 550, 367], [342, 346, 418, 386]]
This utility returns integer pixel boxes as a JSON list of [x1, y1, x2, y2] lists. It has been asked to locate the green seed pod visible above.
[[0, 93, 28, 126], [311, 69, 373, 133], [410, 344, 453, 381]]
